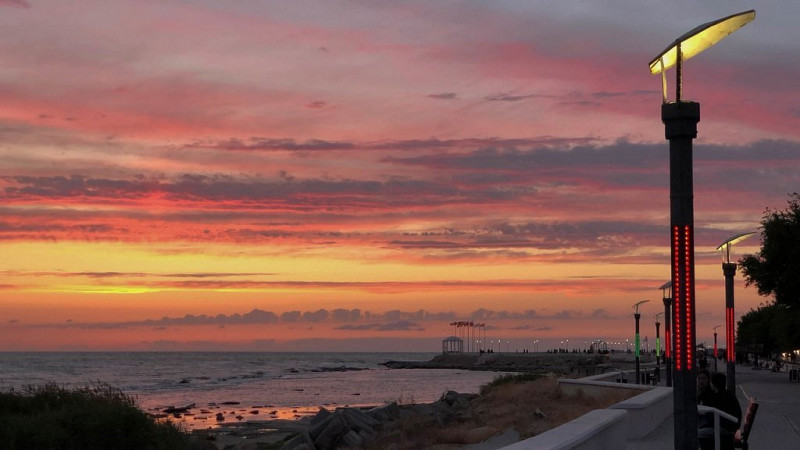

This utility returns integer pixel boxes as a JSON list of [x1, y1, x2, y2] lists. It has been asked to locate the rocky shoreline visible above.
[[188, 352, 642, 449], [192, 391, 495, 450], [381, 352, 630, 377]]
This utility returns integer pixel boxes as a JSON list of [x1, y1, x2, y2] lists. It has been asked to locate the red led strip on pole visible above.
[[672, 226, 682, 371], [685, 225, 694, 370], [671, 225, 695, 372], [727, 307, 735, 361]]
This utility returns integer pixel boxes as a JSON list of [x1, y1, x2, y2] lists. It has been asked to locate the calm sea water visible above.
[[0, 352, 504, 428]]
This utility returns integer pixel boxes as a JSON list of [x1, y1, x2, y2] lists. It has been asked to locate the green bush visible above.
[[0, 382, 193, 450]]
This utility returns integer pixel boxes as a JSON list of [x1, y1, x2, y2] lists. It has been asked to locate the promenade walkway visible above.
[[628, 363, 800, 449]]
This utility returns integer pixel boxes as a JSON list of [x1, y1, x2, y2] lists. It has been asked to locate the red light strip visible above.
[[672, 225, 682, 371], [665, 329, 670, 358], [684, 225, 693, 370], [727, 307, 735, 361], [670, 225, 696, 372]]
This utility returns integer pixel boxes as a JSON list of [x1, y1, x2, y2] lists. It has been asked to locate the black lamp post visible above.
[[713, 325, 721, 372], [655, 313, 663, 379], [716, 231, 755, 391], [659, 281, 673, 387], [633, 300, 649, 385], [649, 10, 755, 449]]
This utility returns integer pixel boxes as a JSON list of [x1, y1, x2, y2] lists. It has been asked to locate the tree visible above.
[[736, 303, 779, 357], [739, 193, 800, 307], [738, 194, 800, 355]]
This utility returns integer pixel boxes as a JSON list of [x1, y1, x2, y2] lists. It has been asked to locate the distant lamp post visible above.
[[649, 10, 755, 449], [716, 231, 755, 391], [713, 325, 721, 372], [659, 281, 673, 387], [633, 300, 650, 384], [655, 313, 664, 376]]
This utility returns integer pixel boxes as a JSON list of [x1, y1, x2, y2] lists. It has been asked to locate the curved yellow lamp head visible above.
[[716, 231, 756, 263], [649, 10, 755, 103]]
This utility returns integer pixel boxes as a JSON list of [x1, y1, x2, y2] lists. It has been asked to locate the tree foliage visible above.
[[736, 303, 800, 357], [740, 193, 800, 306], [737, 193, 800, 355]]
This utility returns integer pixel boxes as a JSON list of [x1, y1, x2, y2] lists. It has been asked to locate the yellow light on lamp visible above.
[[716, 231, 756, 263], [649, 10, 755, 103], [649, 10, 755, 74]]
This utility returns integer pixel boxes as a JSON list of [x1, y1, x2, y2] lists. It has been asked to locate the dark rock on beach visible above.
[[280, 404, 386, 450], [163, 403, 195, 414], [277, 391, 479, 450]]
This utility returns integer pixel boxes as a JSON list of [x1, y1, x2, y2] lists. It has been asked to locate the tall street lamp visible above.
[[713, 325, 721, 372], [633, 300, 650, 384], [716, 231, 755, 391], [659, 281, 673, 387], [655, 313, 663, 378], [649, 10, 755, 450]]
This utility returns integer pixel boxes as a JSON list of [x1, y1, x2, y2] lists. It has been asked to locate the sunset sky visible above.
[[1, 0, 798, 352]]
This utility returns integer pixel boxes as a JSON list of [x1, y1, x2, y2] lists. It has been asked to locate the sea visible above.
[[0, 352, 505, 430]]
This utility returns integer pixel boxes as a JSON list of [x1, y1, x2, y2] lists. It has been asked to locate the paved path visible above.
[[628, 363, 800, 449], [737, 365, 800, 449]]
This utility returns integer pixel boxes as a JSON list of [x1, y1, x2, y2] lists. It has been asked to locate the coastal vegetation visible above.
[[0, 382, 195, 450]]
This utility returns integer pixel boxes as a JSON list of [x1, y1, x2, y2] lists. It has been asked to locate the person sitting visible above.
[[697, 369, 713, 405], [698, 372, 741, 450]]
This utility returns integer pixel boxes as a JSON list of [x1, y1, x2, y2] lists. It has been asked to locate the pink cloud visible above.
[[0, 0, 29, 8]]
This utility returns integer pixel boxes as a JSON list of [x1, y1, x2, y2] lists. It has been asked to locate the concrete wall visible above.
[[609, 386, 672, 440], [499, 409, 628, 450], [558, 377, 647, 399]]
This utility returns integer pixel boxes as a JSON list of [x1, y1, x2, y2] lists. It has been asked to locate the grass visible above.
[[0, 382, 194, 450], [359, 375, 640, 450], [479, 372, 542, 395]]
